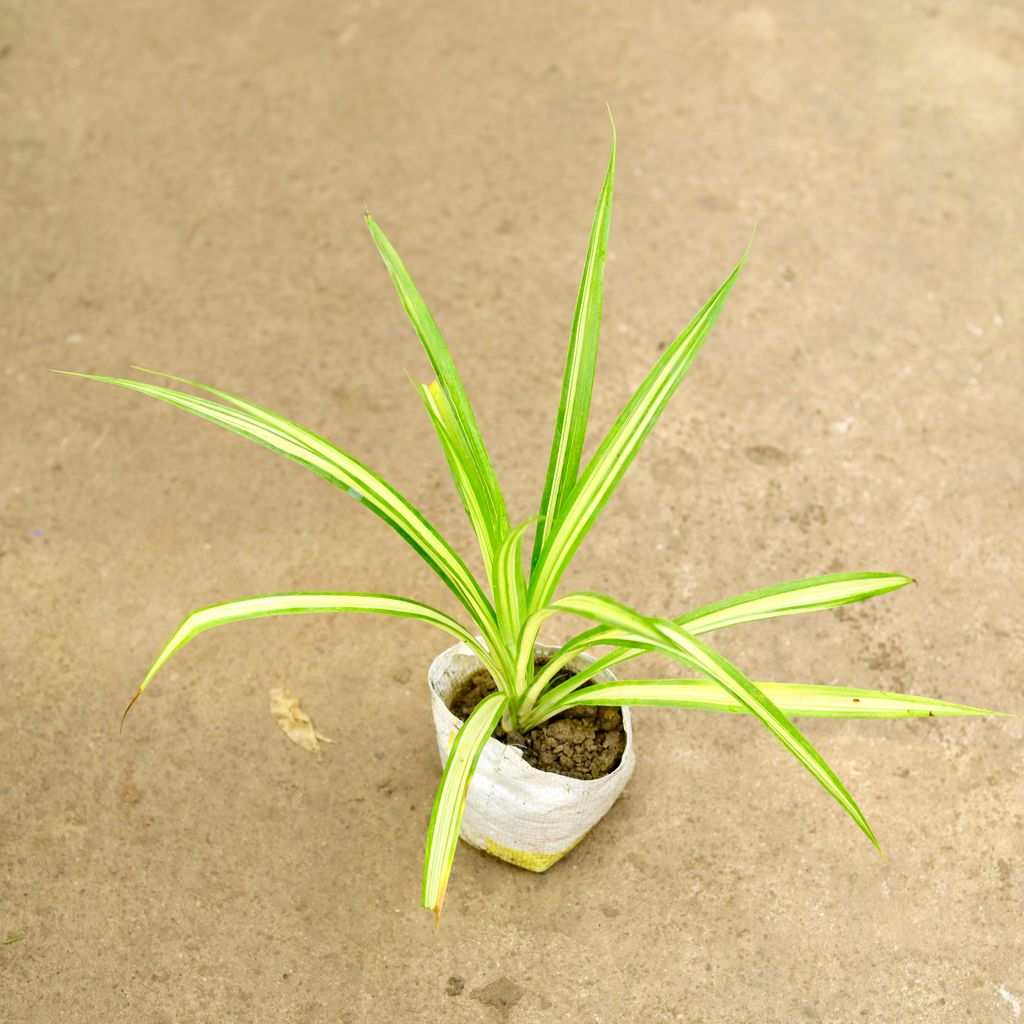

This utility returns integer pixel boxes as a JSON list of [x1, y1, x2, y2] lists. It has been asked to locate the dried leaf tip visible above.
[[120, 689, 142, 733], [605, 102, 616, 137]]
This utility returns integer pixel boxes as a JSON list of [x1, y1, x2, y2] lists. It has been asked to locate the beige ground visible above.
[[2, 1, 1022, 1021]]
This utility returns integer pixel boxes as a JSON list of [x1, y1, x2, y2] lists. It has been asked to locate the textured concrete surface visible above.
[[2, 1, 1021, 1021]]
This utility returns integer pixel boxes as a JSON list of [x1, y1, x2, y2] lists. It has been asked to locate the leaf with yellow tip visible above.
[[422, 691, 507, 924]]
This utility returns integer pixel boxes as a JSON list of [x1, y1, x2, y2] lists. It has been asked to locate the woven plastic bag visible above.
[[428, 640, 636, 872]]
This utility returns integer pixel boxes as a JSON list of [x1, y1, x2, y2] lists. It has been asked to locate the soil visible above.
[[447, 660, 626, 780]]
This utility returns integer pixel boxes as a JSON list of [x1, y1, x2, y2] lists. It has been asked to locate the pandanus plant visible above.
[[62, 123, 996, 922]]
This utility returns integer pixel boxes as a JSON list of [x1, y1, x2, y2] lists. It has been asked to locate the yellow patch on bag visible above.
[[484, 835, 586, 873]]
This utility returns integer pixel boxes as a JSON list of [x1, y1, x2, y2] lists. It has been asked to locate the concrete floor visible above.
[[2, 1, 1021, 1020]]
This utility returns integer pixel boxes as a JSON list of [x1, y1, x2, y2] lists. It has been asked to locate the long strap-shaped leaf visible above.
[[540, 572, 914, 696], [492, 518, 537, 648], [529, 246, 749, 608], [542, 591, 880, 850], [366, 215, 510, 550], [423, 690, 508, 924], [530, 121, 616, 573], [120, 592, 502, 723], [674, 571, 915, 633], [60, 370, 503, 659], [543, 678, 999, 720], [141, 368, 502, 639], [413, 378, 499, 578]]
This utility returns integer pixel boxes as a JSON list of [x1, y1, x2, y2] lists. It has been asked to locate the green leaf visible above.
[[552, 572, 915, 684], [530, 120, 616, 573], [423, 690, 508, 924], [413, 378, 499, 577], [366, 216, 510, 544], [58, 370, 505, 663], [121, 591, 502, 724], [676, 572, 915, 633], [512, 601, 565, 707], [529, 245, 749, 608], [541, 591, 881, 850], [545, 678, 1001, 719], [493, 518, 538, 648]]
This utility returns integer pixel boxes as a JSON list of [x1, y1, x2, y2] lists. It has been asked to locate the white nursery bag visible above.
[[428, 640, 636, 872]]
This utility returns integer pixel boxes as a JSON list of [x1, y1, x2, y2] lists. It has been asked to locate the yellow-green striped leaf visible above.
[[550, 571, 915, 686], [414, 378, 499, 578], [423, 690, 507, 924], [366, 216, 510, 545], [547, 678, 999, 719], [676, 572, 915, 633], [545, 591, 880, 850], [493, 518, 537, 648], [529, 247, 748, 608], [121, 592, 501, 723], [60, 370, 503, 659], [531, 120, 616, 572]]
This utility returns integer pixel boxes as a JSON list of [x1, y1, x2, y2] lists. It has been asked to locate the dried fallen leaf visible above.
[[269, 688, 334, 757]]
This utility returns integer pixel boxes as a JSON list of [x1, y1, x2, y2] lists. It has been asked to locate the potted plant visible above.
[[62, 124, 997, 923]]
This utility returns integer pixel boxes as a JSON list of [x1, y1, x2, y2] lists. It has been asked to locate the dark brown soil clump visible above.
[[448, 659, 626, 781]]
